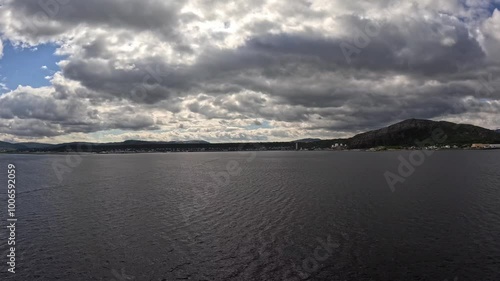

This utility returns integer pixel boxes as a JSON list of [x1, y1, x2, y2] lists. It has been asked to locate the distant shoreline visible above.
[[2, 147, 499, 156]]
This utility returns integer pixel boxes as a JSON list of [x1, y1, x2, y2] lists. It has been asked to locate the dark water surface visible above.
[[1, 151, 500, 280]]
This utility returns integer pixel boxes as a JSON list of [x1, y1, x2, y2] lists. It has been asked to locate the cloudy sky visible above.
[[0, 0, 499, 143]]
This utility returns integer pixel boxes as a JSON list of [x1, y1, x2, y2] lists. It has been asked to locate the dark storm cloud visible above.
[[205, 15, 485, 78], [0, 119, 64, 137], [58, 22, 486, 102], [0, 89, 87, 121], [61, 58, 183, 104], [6, 0, 183, 39], [0, 86, 160, 136]]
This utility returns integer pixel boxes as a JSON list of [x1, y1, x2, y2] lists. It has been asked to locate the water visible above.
[[0, 151, 499, 280]]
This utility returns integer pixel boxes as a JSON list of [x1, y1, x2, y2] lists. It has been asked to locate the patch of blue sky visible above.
[[0, 41, 64, 94], [244, 120, 272, 130]]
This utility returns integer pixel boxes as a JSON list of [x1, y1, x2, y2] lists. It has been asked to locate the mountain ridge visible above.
[[346, 119, 500, 148]]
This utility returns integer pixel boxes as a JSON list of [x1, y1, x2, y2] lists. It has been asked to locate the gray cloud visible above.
[[4, 0, 183, 40], [0, 0, 499, 141]]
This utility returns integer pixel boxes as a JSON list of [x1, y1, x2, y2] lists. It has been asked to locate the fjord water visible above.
[[1, 151, 500, 280]]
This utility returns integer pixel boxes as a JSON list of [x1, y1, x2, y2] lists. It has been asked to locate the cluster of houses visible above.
[[471, 144, 500, 149], [331, 143, 347, 149]]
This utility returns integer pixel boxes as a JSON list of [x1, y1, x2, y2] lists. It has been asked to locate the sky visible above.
[[0, 43, 61, 92], [0, 0, 499, 144]]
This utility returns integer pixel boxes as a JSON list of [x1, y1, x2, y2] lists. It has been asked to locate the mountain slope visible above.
[[347, 119, 500, 149], [17, 142, 56, 149], [293, 138, 322, 143], [0, 142, 28, 151]]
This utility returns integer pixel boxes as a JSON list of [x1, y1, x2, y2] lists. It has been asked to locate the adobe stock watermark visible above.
[[340, 20, 381, 64], [130, 64, 172, 103], [178, 144, 259, 224], [51, 143, 94, 183], [26, 0, 72, 34], [338, 0, 413, 65], [474, 73, 496, 96], [142, 145, 262, 279], [283, 233, 348, 281], [384, 128, 448, 192], [109, 268, 135, 281], [50, 63, 171, 182]]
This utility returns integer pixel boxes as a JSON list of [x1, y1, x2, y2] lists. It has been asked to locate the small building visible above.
[[471, 144, 488, 149], [331, 143, 344, 150], [471, 144, 500, 149]]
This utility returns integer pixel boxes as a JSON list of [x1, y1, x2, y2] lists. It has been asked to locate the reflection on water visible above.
[[0, 151, 499, 280]]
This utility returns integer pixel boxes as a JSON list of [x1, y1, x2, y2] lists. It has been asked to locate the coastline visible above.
[[2, 147, 499, 156]]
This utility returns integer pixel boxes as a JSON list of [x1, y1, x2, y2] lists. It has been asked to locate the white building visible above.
[[471, 144, 500, 149]]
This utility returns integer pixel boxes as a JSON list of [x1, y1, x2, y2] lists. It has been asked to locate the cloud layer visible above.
[[0, 0, 499, 143]]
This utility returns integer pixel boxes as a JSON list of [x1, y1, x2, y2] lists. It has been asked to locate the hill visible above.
[[0, 141, 26, 151], [293, 138, 322, 143], [17, 142, 56, 149], [347, 119, 500, 149]]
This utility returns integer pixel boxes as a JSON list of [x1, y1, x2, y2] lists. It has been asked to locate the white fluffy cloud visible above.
[[481, 8, 500, 60], [0, 0, 499, 143]]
